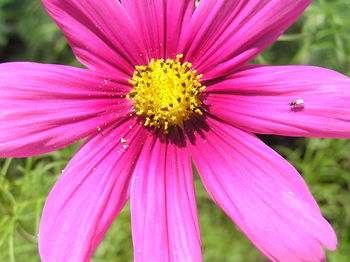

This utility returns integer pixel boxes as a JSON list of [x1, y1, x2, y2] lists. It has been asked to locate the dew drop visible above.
[[103, 79, 110, 86], [62, 225, 69, 232]]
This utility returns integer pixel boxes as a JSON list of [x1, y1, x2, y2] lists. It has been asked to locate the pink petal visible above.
[[130, 129, 202, 262], [188, 117, 336, 262], [179, 0, 311, 80], [204, 65, 350, 138], [41, 0, 147, 76], [39, 118, 145, 262], [122, 0, 195, 59], [0, 62, 132, 157]]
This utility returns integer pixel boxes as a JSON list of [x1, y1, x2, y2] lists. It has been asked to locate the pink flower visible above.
[[1, 0, 349, 261]]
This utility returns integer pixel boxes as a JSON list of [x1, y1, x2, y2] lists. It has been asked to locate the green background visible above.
[[1, 0, 350, 261]]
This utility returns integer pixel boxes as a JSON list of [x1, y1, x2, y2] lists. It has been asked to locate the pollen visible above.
[[127, 54, 205, 133]]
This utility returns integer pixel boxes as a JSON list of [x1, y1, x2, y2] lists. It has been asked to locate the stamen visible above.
[[127, 54, 205, 133]]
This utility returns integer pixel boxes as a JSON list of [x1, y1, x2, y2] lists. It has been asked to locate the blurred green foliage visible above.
[[0, 0, 78, 65], [0, 0, 350, 261]]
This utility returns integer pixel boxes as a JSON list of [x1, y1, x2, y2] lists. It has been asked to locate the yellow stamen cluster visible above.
[[127, 54, 205, 133]]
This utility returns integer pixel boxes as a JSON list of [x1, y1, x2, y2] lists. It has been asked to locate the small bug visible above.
[[289, 99, 304, 107], [288, 99, 304, 110]]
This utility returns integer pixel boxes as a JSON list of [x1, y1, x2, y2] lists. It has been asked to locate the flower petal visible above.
[[41, 0, 147, 75], [189, 117, 336, 262], [0, 62, 132, 157], [204, 65, 350, 138], [39, 118, 145, 262], [179, 0, 311, 80], [122, 0, 195, 59], [130, 129, 202, 262]]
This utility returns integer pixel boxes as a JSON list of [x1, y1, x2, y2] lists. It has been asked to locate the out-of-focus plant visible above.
[[0, 0, 76, 65]]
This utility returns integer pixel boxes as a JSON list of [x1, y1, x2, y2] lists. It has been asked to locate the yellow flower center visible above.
[[127, 54, 205, 133]]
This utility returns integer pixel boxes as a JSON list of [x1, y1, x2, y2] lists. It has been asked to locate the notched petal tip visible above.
[[190, 117, 337, 262]]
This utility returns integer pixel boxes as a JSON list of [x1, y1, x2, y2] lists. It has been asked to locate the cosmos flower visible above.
[[1, 0, 350, 261]]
